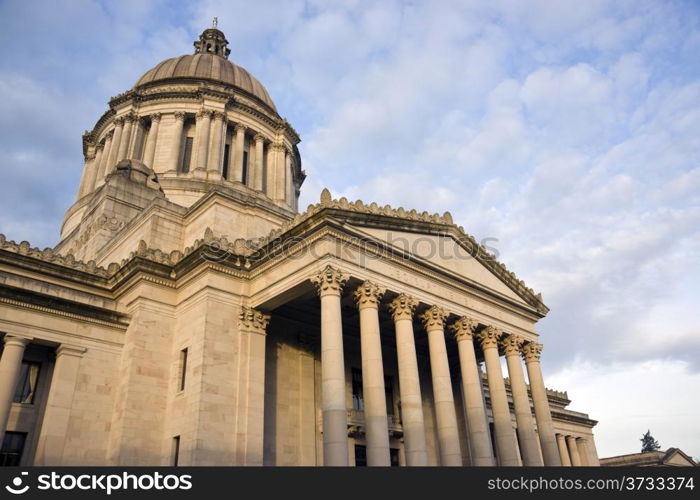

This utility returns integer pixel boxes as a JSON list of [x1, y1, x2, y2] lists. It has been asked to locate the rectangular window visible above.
[[181, 137, 193, 173], [14, 361, 40, 404], [354, 444, 366, 467], [222, 144, 230, 179], [242, 151, 249, 185], [171, 436, 180, 466], [384, 375, 394, 415], [178, 348, 188, 392], [352, 368, 364, 411], [0, 432, 27, 466]]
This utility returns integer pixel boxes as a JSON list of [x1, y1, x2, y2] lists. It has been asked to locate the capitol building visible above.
[[0, 24, 599, 467]]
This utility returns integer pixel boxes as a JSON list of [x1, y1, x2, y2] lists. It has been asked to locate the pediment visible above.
[[347, 225, 532, 307]]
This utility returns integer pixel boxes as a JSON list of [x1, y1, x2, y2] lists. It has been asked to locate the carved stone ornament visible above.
[[311, 265, 348, 296], [449, 316, 478, 342], [353, 280, 385, 309], [150, 112, 162, 122], [420, 305, 448, 331], [239, 306, 270, 335], [234, 123, 247, 133], [476, 325, 503, 350], [522, 342, 543, 363], [173, 111, 187, 121], [387, 293, 418, 322], [500, 335, 524, 357], [196, 109, 213, 120]]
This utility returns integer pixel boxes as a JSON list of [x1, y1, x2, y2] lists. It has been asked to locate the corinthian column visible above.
[[83, 142, 103, 194], [105, 118, 124, 173], [501, 335, 542, 466], [253, 133, 265, 191], [311, 265, 349, 466], [388, 294, 428, 466], [476, 326, 520, 466], [116, 112, 136, 162], [169, 112, 186, 172], [232, 124, 246, 183], [194, 110, 212, 171], [449, 317, 496, 466], [353, 281, 390, 466], [420, 306, 462, 466], [77, 148, 96, 199], [236, 307, 270, 465], [207, 111, 226, 174], [522, 342, 561, 465], [0, 335, 32, 445], [142, 113, 161, 168], [566, 435, 582, 466], [557, 434, 572, 466], [95, 131, 113, 187]]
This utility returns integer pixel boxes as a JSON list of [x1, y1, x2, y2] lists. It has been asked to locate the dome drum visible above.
[[72, 25, 303, 220]]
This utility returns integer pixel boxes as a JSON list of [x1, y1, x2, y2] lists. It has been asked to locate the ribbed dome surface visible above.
[[134, 53, 276, 111]]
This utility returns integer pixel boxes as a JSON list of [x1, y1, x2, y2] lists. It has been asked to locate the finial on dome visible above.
[[193, 21, 231, 59]]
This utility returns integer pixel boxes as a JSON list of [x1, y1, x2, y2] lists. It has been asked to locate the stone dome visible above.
[[133, 27, 276, 112]]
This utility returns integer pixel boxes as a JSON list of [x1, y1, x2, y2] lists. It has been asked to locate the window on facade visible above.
[[181, 137, 194, 173], [351, 368, 364, 411], [14, 361, 40, 404], [390, 448, 400, 466], [354, 444, 367, 467], [222, 144, 230, 179], [242, 151, 249, 185], [0, 432, 27, 466], [171, 436, 180, 466], [178, 348, 188, 391], [384, 375, 394, 415]]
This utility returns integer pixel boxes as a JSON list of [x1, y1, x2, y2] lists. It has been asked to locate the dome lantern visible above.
[[193, 17, 231, 59]]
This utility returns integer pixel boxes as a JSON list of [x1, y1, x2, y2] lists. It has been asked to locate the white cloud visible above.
[[547, 359, 700, 460]]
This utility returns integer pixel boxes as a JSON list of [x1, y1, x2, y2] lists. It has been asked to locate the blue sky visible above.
[[1, 0, 699, 460]]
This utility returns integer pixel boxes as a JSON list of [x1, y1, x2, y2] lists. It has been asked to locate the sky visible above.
[[0, 0, 698, 460]]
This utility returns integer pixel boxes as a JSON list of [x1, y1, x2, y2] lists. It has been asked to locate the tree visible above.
[[640, 430, 661, 453]]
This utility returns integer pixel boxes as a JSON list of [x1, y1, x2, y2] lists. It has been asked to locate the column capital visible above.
[[234, 123, 247, 133], [196, 109, 213, 119], [2, 335, 32, 348], [150, 112, 162, 123], [476, 325, 503, 350], [211, 110, 226, 121], [239, 306, 270, 335], [449, 316, 478, 342], [124, 111, 138, 123], [114, 116, 125, 126], [522, 342, 543, 363], [387, 293, 418, 322], [500, 334, 524, 357], [254, 133, 265, 143], [311, 265, 348, 296], [419, 305, 448, 332], [137, 115, 149, 127], [353, 280, 385, 310], [105, 129, 114, 139], [95, 142, 105, 151], [56, 344, 87, 358], [173, 111, 187, 121]]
